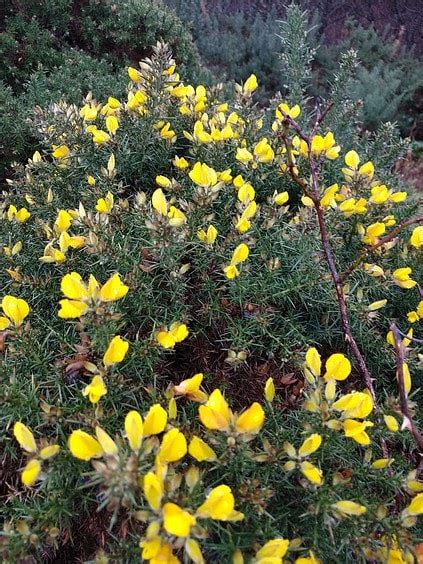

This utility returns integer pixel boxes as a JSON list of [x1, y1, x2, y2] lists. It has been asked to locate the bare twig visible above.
[[390, 323, 423, 453]]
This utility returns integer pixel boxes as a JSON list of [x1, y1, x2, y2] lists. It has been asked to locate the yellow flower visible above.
[[95, 426, 118, 455], [332, 391, 373, 419], [128, 66, 141, 82], [125, 410, 143, 451], [162, 503, 196, 537], [199, 389, 231, 431], [52, 144, 70, 159], [58, 299, 89, 319], [156, 322, 189, 349], [298, 433, 322, 457], [82, 375, 107, 404], [159, 122, 176, 141], [159, 428, 187, 462], [61, 272, 91, 301], [369, 185, 389, 204], [54, 209, 73, 233], [243, 74, 258, 94], [92, 129, 111, 144], [389, 191, 407, 203], [323, 353, 351, 381], [342, 151, 374, 180], [14, 422, 37, 453], [236, 147, 254, 163], [189, 436, 217, 461], [276, 102, 300, 120], [152, 188, 168, 216], [384, 415, 399, 432], [167, 205, 186, 227], [68, 430, 103, 461], [367, 299, 387, 311], [156, 175, 172, 188], [333, 500, 367, 517], [295, 551, 320, 564], [400, 362, 411, 395], [407, 301, 423, 323], [96, 191, 114, 214], [231, 243, 249, 264], [364, 263, 384, 277], [235, 402, 265, 434], [1, 295, 30, 328], [274, 191, 289, 206], [99, 273, 128, 302], [197, 225, 218, 245], [185, 539, 204, 564], [143, 404, 168, 435], [103, 335, 129, 367], [189, 162, 218, 187], [254, 138, 274, 163], [300, 460, 323, 485], [311, 132, 340, 159], [196, 484, 244, 521], [7, 205, 31, 223], [264, 377, 275, 402], [172, 155, 189, 169], [21, 459, 42, 487], [256, 539, 290, 561], [143, 471, 163, 510], [237, 183, 255, 203], [362, 222, 385, 245], [223, 264, 240, 279], [173, 373, 208, 402], [343, 419, 373, 445], [393, 267, 417, 289], [39, 444, 60, 459], [410, 226, 423, 248], [371, 458, 394, 470], [344, 150, 360, 169], [106, 115, 119, 135], [304, 347, 322, 382], [405, 493, 423, 515]]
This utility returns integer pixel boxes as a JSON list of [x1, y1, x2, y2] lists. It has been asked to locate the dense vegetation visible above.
[[1, 1, 422, 562]]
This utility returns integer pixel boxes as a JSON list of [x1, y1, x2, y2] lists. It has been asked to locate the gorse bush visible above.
[[1, 36, 423, 564], [0, 0, 202, 182]]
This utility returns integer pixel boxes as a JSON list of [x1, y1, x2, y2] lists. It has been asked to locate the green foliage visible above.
[[0, 0, 202, 182], [0, 41, 422, 562], [314, 19, 423, 134]]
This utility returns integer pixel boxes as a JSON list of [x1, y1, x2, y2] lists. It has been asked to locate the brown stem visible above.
[[340, 216, 423, 282], [280, 108, 394, 459], [390, 323, 423, 453]]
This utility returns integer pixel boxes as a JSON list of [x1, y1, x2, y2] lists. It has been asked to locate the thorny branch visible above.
[[390, 323, 423, 457], [280, 106, 379, 407]]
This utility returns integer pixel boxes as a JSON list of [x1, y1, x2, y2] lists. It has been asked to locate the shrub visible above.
[[1, 35, 422, 562], [314, 19, 423, 135], [0, 0, 202, 182]]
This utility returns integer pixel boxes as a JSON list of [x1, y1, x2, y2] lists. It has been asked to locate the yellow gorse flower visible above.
[[224, 242, 250, 279], [82, 374, 107, 404], [199, 389, 265, 435], [196, 484, 244, 521], [393, 267, 417, 289], [156, 322, 189, 349], [14, 422, 60, 486], [58, 271, 128, 318], [103, 335, 129, 367], [173, 373, 208, 402], [0, 295, 30, 329]]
